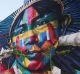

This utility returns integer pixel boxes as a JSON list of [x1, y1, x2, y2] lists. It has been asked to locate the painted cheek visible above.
[[28, 60, 44, 70]]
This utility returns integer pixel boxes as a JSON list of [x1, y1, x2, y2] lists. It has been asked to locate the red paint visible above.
[[28, 7, 37, 25], [28, 60, 44, 70], [47, 23, 57, 45]]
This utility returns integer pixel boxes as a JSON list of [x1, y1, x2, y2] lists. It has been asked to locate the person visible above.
[[1, 0, 72, 74], [10, 0, 65, 74]]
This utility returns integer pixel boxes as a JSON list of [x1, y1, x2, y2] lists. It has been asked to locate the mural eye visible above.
[[13, 23, 28, 36], [36, 25, 40, 27], [33, 21, 41, 29], [42, 21, 46, 25], [50, 20, 58, 28], [20, 23, 28, 32], [13, 27, 23, 36], [35, 19, 47, 27]]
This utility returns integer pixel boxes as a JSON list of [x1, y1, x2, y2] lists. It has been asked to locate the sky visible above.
[[0, 0, 23, 20]]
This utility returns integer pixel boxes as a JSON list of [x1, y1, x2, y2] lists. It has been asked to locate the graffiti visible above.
[[0, 0, 80, 74]]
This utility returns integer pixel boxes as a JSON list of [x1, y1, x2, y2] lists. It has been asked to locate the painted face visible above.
[[12, 6, 60, 71]]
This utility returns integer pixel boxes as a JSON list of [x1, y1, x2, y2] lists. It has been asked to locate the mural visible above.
[[0, 0, 80, 74]]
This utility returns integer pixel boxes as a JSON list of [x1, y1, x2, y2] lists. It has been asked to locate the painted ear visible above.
[[62, 14, 72, 26]]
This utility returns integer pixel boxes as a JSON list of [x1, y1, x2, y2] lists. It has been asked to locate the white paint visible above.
[[59, 32, 80, 46], [52, 66, 61, 74]]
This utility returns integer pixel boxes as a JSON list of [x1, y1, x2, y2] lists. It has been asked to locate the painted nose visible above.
[[29, 35, 38, 44], [26, 25, 39, 44]]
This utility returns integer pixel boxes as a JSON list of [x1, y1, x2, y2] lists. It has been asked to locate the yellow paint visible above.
[[12, 24, 48, 42], [23, 57, 30, 67], [54, 41, 58, 48]]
